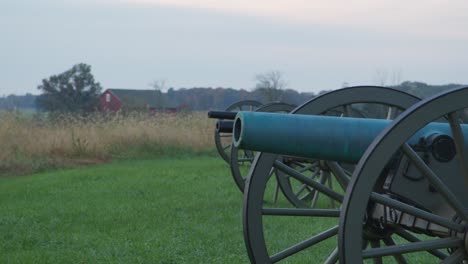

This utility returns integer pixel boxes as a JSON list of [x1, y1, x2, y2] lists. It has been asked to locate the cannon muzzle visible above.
[[207, 111, 238, 120], [233, 112, 468, 163], [216, 120, 234, 133]]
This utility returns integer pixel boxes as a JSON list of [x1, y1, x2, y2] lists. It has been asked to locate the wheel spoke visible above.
[[370, 192, 465, 232], [295, 184, 308, 197], [274, 160, 344, 202], [238, 157, 254, 162], [326, 174, 336, 208], [386, 106, 397, 120], [262, 208, 340, 217], [402, 143, 468, 220], [268, 167, 276, 177], [448, 112, 468, 188], [310, 190, 320, 208], [297, 163, 318, 173], [393, 227, 447, 259], [370, 240, 383, 264], [299, 190, 313, 201], [270, 226, 338, 263], [223, 144, 231, 151], [382, 236, 408, 264], [362, 237, 463, 259], [311, 171, 327, 207], [324, 247, 339, 264], [343, 105, 352, 117], [272, 180, 280, 203], [440, 248, 466, 264], [326, 161, 350, 189]]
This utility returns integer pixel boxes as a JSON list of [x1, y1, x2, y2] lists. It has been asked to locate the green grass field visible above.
[[0, 157, 251, 263], [0, 156, 440, 263]]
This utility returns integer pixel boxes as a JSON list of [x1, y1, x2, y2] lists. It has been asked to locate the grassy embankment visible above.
[[0, 111, 214, 176]]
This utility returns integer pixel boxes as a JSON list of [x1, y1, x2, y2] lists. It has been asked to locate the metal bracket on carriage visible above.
[[370, 200, 460, 237]]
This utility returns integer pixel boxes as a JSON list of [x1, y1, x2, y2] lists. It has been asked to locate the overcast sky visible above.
[[2, 0, 468, 95]]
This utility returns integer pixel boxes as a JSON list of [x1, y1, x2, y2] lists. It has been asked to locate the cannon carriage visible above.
[[234, 86, 422, 263], [232, 86, 468, 263]]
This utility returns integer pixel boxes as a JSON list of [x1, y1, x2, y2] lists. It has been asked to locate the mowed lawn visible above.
[[0, 156, 438, 263], [0, 157, 250, 263]]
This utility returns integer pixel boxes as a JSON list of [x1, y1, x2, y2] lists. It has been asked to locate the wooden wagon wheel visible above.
[[339, 86, 468, 263], [242, 86, 421, 263]]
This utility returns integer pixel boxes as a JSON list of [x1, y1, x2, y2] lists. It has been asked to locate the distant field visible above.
[[0, 157, 439, 263], [0, 111, 215, 176]]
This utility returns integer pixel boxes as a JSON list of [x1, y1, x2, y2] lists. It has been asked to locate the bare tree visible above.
[[389, 68, 403, 86], [372, 68, 389, 86], [150, 79, 167, 108], [372, 68, 403, 87], [151, 79, 167, 92], [254, 70, 288, 102]]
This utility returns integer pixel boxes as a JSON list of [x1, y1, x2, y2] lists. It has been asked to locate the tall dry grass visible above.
[[0, 111, 215, 175]]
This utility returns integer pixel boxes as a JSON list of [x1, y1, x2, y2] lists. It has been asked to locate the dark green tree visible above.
[[36, 63, 102, 112]]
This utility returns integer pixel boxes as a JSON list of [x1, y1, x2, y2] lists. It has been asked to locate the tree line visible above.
[[1, 63, 465, 112], [2, 81, 464, 112]]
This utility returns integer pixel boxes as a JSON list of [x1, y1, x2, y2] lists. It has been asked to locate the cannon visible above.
[[236, 87, 420, 263], [208, 100, 299, 202], [239, 86, 419, 211], [234, 87, 420, 210], [236, 86, 468, 263], [208, 111, 238, 120], [210, 88, 415, 206], [229, 102, 296, 194], [215, 120, 234, 133], [208, 100, 262, 163], [213, 87, 415, 208]]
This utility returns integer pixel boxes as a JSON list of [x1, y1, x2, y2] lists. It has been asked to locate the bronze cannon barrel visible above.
[[233, 112, 467, 163]]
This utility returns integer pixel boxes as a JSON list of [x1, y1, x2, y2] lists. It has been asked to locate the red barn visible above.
[[100, 89, 180, 112]]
